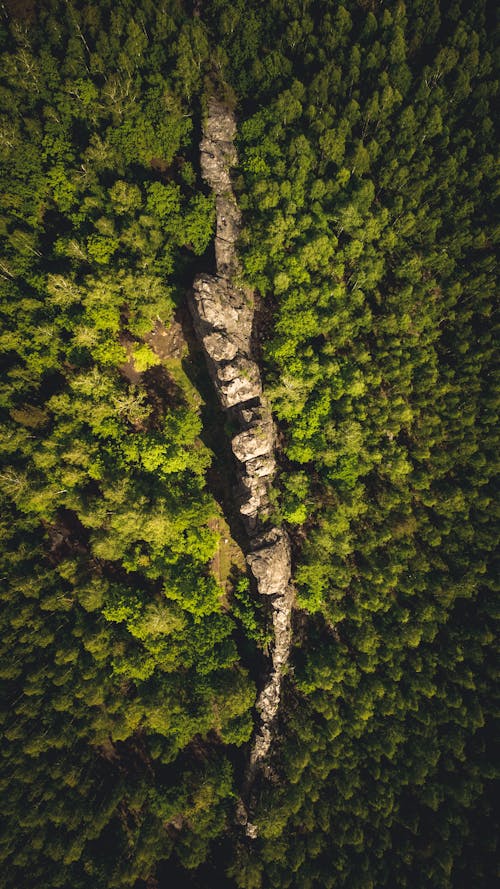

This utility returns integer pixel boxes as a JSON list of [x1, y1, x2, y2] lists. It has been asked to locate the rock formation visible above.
[[188, 98, 294, 832], [189, 98, 288, 546]]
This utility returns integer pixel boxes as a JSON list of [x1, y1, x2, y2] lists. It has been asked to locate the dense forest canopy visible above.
[[0, 1, 498, 888]]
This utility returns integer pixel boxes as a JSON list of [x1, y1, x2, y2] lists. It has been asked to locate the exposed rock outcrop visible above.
[[231, 421, 274, 464], [246, 528, 291, 597], [188, 98, 294, 835]]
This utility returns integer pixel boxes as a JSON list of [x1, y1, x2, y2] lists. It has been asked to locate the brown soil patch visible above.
[[119, 307, 191, 387], [145, 316, 187, 361], [118, 333, 142, 385], [208, 515, 246, 603]]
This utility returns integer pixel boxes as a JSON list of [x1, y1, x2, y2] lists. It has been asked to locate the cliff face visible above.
[[188, 99, 294, 814]]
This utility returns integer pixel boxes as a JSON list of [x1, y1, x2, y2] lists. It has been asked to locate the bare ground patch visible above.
[[208, 514, 246, 604]]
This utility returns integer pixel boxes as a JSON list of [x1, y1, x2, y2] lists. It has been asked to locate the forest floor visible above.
[[146, 314, 186, 361], [208, 514, 246, 604]]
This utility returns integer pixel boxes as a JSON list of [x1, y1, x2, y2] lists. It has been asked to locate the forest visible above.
[[0, 1, 498, 887]]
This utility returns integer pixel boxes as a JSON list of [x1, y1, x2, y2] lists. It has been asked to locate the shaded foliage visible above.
[[0, 1, 498, 888]]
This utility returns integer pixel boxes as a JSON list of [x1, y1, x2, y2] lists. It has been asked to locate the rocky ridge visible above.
[[188, 99, 294, 826]]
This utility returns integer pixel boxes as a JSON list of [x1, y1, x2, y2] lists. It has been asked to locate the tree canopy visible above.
[[0, 1, 498, 887]]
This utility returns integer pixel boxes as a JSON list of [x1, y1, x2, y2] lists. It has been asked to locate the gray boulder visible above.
[[200, 143, 235, 192], [204, 99, 237, 143], [217, 195, 241, 244], [216, 236, 239, 278], [216, 357, 262, 408], [202, 331, 238, 362], [244, 453, 276, 478], [246, 528, 292, 597], [191, 275, 254, 344], [231, 420, 274, 463]]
